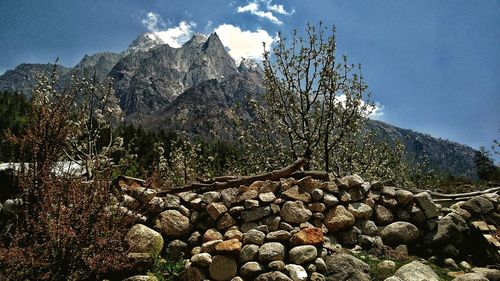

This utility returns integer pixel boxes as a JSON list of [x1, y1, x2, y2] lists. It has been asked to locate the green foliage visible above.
[[0, 91, 30, 162], [474, 146, 500, 181], [147, 256, 184, 281]]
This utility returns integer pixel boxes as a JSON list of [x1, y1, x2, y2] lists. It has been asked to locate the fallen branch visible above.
[[290, 170, 330, 181], [158, 158, 307, 195], [402, 186, 500, 202]]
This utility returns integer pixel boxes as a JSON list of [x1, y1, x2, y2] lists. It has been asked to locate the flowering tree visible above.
[[242, 23, 373, 173]]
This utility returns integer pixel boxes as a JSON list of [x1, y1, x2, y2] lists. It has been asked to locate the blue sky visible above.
[[0, 0, 499, 157]]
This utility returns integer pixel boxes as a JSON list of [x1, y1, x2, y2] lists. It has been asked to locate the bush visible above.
[[0, 67, 132, 280]]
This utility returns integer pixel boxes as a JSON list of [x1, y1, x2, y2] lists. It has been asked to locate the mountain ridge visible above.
[[0, 32, 480, 179]]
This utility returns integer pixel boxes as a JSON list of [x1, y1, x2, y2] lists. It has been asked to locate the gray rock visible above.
[[472, 267, 500, 281], [311, 189, 325, 201], [256, 271, 293, 281], [269, 260, 286, 270], [432, 212, 469, 245], [452, 273, 488, 281], [380, 222, 420, 246], [240, 244, 260, 262], [244, 199, 260, 209], [324, 254, 370, 281], [266, 230, 292, 242], [259, 192, 276, 203], [240, 261, 264, 277], [310, 272, 326, 281], [125, 224, 164, 256], [348, 203, 373, 219], [356, 220, 378, 235], [414, 192, 439, 219], [322, 193, 339, 206], [289, 245, 318, 264], [392, 261, 439, 281], [243, 229, 266, 245], [201, 191, 222, 204], [163, 194, 180, 208], [191, 253, 212, 267], [395, 190, 414, 206], [282, 186, 312, 203], [375, 205, 394, 225], [241, 206, 271, 222], [258, 242, 285, 262], [280, 201, 312, 224], [286, 264, 308, 281], [324, 205, 355, 232], [340, 174, 365, 188], [166, 239, 188, 257], [315, 257, 327, 273], [461, 196, 494, 215], [153, 210, 191, 237]]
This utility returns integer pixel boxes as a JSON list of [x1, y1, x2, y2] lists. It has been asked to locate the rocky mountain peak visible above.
[[202, 32, 225, 52], [237, 58, 263, 74], [183, 33, 208, 47], [124, 32, 165, 55]]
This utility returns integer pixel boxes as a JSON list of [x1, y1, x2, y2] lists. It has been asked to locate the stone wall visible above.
[[112, 173, 500, 281]]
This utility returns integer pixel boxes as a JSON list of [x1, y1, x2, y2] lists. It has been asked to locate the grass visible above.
[[147, 255, 185, 281]]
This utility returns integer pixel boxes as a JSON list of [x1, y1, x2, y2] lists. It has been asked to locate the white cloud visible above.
[[155, 21, 196, 48], [141, 12, 165, 32], [236, 2, 283, 25], [237, 2, 259, 13], [267, 3, 295, 15], [214, 24, 274, 61]]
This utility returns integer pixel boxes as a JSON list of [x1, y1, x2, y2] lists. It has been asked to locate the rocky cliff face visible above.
[[109, 32, 238, 117], [0, 63, 70, 94], [367, 120, 478, 179]]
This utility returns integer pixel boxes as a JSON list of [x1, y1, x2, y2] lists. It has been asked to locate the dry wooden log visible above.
[[196, 175, 239, 184], [407, 186, 500, 199], [290, 170, 330, 181], [157, 158, 307, 195]]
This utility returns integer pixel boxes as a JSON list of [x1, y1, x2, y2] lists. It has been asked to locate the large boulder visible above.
[[153, 210, 191, 237], [432, 212, 469, 245], [125, 224, 164, 256], [391, 261, 439, 281], [324, 254, 370, 281], [461, 196, 494, 215], [324, 205, 355, 232], [380, 222, 420, 246], [339, 174, 365, 188], [289, 245, 318, 265], [258, 242, 285, 262], [414, 192, 439, 219], [348, 203, 373, 219], [280, 201, 312, 224]]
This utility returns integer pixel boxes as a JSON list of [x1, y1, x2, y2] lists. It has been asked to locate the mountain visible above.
[[0, 63, 70, 95], [367, 119, 478, 179], [109, 32, 238, 119], [0, 32, 481, 179], [71, 52, 123, 78], [142, 70, 264, 139]]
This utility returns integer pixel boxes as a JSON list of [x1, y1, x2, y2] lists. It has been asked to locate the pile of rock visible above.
[[2, 173, 498, 281], [112, 174, 499, 281]]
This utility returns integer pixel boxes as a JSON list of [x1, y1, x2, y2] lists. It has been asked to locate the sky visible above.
[[0, 0, 499, 158]]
